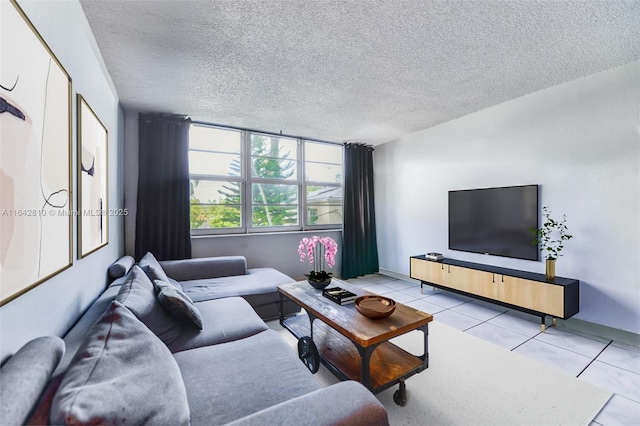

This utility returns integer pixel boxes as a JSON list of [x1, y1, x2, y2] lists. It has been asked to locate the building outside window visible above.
[[188, 124, 342, 234], [304, 141, 343, 226]]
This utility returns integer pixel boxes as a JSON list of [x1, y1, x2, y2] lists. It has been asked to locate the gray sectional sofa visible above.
[[157, 255, 301, 320], [0, 253, 389, 425]]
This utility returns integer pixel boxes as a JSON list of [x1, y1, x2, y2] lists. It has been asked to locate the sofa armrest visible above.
[[226, 381, 389, 426], [159, 256, 248, 281]]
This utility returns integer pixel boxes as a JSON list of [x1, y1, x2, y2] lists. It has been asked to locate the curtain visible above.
[[341, 143, 379, 279], [135, 113, 192, 261]]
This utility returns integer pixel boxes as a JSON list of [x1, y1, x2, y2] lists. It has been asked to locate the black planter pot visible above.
[[305, 273, 332, 289]]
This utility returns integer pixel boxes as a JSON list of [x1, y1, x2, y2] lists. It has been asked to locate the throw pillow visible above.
[[116, 265, 183, 344], [107, 255, 135, 279], [154, 279, 203, 330], [0, 336, 65, 426], [138, 251, 173, 284], [50, 301, 190, 426]]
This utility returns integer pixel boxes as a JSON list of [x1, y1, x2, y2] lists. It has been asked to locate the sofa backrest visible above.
[[160, 256, 248, 281]]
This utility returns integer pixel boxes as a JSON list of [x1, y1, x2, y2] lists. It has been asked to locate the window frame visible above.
[[302, 140, 344, 230], [246, 131, 301, 232], [189, 124, 245, 236], [189, 123, 343, 235]]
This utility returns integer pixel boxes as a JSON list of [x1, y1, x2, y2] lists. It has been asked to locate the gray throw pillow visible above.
[[139, 252, 173, 285], [107, 255, 135, 279], [50, 301, 190, 426], [116, 265, 183, 344], [154, 279, 203, 330], [0, 336, 65, 426]]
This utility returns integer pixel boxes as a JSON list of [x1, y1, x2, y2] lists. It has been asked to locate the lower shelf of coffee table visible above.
[[283, 314, 423, 391]]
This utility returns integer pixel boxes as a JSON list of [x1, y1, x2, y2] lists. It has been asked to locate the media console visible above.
[[409, 255, 580, 331]]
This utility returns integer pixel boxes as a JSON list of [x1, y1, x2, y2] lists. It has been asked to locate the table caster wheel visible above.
[[297, 336, 320, 374], [393, 380, 407, 406]]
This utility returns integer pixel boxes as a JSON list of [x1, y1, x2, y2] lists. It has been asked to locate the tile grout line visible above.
[[510, 331, 540, 351], [577, 340, 613, 378]]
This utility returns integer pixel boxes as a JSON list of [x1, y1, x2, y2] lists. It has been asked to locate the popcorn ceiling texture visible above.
[[79, 0, 640, 144]]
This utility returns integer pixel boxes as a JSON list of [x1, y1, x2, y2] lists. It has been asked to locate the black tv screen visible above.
[[448, 185, 539, 261]]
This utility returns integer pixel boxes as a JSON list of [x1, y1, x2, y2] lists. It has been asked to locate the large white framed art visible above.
[[1, 0, 73, 305], [77, 94, 108, 258]]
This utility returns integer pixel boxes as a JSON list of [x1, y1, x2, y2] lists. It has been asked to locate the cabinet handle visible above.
[[492, 273, 495, 283]]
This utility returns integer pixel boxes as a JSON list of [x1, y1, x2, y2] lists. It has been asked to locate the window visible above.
[[188, 124, 343, 234], [304, 141, 343, 226], [189, 126, 243, 231], [250, 134, 299, 229]]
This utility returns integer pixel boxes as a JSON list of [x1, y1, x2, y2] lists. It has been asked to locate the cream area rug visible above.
[[271, 320, 611, 426]]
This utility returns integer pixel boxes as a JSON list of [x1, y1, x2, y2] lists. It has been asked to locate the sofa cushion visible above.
[[181, 267, 294, 302], [225, 381, 389, 426], [0, 336, 65, 426], [116, 265, 183, 344], [154, 279, 203, 330], [173, 329, 321, 425], [56, 283, 122, 375], [167, 297, 269, 353], [51, 301, 190, 426], [107, 255, 135, 279], [139, 251, 182, 290]]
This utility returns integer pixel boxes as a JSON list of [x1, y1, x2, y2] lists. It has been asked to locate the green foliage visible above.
[[190, 198, 241, 229], [528, 206, 573, 260], [190, 178, 241, 229], [249, 135, 297, 226]]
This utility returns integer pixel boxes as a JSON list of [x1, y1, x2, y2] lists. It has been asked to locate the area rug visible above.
[[270, 320, 611, 426]]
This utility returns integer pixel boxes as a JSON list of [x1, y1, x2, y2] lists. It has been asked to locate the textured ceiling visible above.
[[80, 0, 640, 145]]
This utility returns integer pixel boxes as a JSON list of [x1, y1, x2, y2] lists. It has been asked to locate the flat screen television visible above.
[[448, 185, 539, 261]]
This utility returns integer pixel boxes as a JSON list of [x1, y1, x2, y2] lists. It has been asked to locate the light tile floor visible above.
[[343, 274, 640, 426]]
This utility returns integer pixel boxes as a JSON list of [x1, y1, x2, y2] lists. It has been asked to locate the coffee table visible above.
[[278, 280, 433, 406]]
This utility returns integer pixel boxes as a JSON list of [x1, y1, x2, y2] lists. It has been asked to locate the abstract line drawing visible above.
[[1, 0, 72, 306], [78, 94, 108, 257]]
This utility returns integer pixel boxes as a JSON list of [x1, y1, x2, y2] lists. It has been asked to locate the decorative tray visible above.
[[354, 295, 396, 319]]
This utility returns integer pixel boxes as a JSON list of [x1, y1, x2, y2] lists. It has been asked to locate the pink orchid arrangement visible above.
[[298, 236, 338, 281]]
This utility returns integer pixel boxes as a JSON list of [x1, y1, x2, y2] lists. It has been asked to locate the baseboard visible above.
[[556, 318, 640, 347], [379, 268, 419, 284], [377, 268, 640, 347]]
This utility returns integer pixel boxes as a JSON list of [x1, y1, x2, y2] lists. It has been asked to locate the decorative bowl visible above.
[[354, 295, 396, 319], [306, 276, 332, 289]]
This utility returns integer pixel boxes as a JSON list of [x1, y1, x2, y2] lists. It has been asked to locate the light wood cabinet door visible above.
[[410, 258, 448, 286], [500, 276, 564, 317], [448, 266, 499, 300]]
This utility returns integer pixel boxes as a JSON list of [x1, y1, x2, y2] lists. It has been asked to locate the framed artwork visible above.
[[1, 0, 73, 306], [77, 94, 108, 257]]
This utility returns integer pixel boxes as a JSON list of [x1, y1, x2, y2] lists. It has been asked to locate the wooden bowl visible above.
[[354, 295, 396, 319]]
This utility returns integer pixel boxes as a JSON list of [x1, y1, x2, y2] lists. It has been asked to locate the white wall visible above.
[[0, 0, 124, 362], [375, 62, 640, 334]]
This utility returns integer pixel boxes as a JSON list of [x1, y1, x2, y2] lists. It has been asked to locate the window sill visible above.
[[191, 228, 342, 239]]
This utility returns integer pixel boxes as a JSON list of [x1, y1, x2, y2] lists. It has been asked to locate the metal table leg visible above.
[[355, 343, 379, 390]]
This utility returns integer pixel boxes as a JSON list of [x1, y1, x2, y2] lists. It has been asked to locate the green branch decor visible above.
[[529, 206, 573, 260], [529, 206, 573, 280]]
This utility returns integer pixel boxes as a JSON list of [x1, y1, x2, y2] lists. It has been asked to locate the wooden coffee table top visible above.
[[279, 280, 433, 347]]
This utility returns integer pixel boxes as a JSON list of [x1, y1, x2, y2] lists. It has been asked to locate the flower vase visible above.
[[305, 273, 332, 289], [546, 259, 556, 281]]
